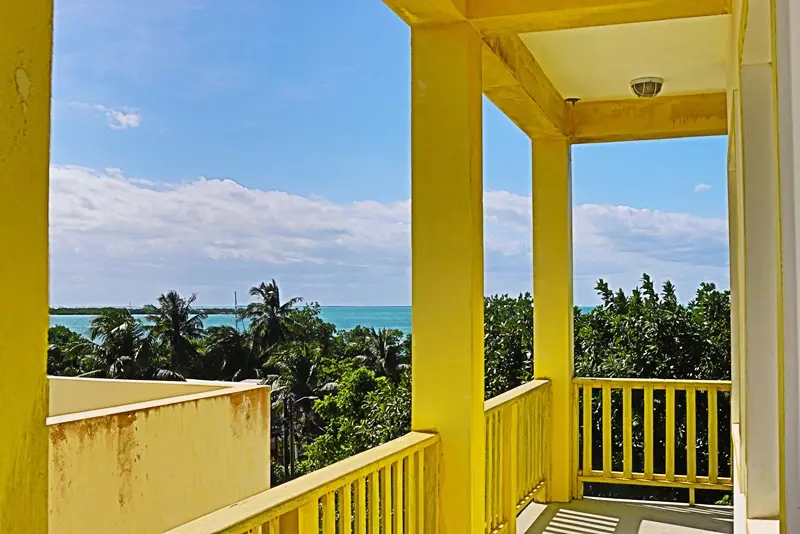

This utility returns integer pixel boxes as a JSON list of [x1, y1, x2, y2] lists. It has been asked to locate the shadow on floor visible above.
[[518, 497, 734, 534]]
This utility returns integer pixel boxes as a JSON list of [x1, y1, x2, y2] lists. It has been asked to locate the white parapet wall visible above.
[[48, 383, 271, 533]]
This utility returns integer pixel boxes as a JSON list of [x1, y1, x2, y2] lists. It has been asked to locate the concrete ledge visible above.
[[48, 376, 250, 416]]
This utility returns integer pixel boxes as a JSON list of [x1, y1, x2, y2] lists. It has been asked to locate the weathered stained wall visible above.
[[48, 386, 270, 533], [48, 376, 230, 417], [0, 1, 53, 532]]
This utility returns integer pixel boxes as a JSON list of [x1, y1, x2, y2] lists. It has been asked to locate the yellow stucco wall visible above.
[[48, 376, 231, 417], [48, 386, 271, 533]]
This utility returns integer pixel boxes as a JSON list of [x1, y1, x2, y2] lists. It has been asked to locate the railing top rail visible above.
[[484, 379, 550, 414], [164, 431, 439, 534], [573, 377, 731, 390]]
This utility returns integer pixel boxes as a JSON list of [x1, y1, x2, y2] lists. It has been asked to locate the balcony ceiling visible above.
[[520, 15, 730, 102]]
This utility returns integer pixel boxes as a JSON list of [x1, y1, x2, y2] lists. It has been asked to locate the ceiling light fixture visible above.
[[630, 77, 664, 98]]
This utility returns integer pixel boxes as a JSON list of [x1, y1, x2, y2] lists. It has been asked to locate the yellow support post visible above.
[[0, 1, 52, 533], [410, 22, 485, 534], [532, 136, 574, 503], [739, 59, 782, 519]]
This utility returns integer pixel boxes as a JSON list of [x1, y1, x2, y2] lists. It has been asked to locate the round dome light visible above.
[[630, 77, 664, 98]]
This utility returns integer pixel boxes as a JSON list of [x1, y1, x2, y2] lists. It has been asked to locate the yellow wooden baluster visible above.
[[663, 386, 674, 482], [323, 492, 336, 534], [708, 386, 719, 484], [687, 388, 697, 484], [369, 472, 380, 534], [602, 385, 612, 477], [582, 386, 593, 476], [623, 386, 632, 479], [644, 386, 654, 480], [355, 477, 367, 534]]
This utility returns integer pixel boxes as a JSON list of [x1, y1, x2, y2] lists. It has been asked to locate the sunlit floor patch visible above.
[[519, 497, 733, 534]]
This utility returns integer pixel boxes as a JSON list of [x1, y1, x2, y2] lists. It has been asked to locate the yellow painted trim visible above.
[[467, 0, 731, 35], [572, 377, 732, 390], [484, 379, 549, 414], [577, 476, 733, 492], [569, 93, 728, 144], [769, 0, 786, 528], [0, 1, 53, 532], [482, 35, 567, 138], [164, 432, 439, 534], [380, 0, 464, 26], [738, 0, 749, 66]]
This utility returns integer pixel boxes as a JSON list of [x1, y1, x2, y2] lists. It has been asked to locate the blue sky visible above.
[[49, 0, 730, 306]]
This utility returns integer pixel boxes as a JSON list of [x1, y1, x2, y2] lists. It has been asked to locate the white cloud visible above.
[[49, 166, 730, 306], [694, 183, 712, 192], [70, 102, 142, 129]]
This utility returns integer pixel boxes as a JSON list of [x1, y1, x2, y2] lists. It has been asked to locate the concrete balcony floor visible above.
[[519, 497, 733, 534]]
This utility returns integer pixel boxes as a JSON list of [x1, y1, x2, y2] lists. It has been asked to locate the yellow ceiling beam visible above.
[[482, 35, 567, 138], [468, 0, 731, 35], [381, 0, 465, 25], [379, 0, 569, 138], [569, 92, 728, 143]]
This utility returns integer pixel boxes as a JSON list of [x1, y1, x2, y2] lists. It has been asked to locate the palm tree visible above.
[[264, 341, 336, 479], [204, 325, 260, 381], [73, 308, 174, 379], [145, 291, 207, 376], [355, 328, 409, 383], [239, 279, 302, 355]]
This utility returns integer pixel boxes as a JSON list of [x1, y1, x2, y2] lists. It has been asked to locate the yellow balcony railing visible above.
[[165, 432, 439, 534], [484, 379, 551, 534], [572, 378, 732, 503]]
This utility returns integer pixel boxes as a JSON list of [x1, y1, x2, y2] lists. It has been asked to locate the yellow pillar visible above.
[[0, 1, 53, 532], [739, 61, 781, 520], [531, 137, 573, 503], [410, 22, 485, 534]]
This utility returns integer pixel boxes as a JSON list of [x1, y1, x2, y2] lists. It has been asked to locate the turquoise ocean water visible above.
[[50, 306, 414, 337], [50, 305, 595, 338]]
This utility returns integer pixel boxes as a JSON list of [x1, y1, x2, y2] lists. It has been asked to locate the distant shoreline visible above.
[[49, 306, 239, 316]]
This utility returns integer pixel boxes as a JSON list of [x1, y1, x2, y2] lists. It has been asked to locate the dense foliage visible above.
[[48, 275, 730, 500]]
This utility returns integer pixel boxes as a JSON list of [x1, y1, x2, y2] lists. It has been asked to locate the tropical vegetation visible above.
[[48, 275, 731, 502]]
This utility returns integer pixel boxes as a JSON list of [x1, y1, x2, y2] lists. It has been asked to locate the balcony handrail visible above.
[[165, 431, 439, 534], [483, 379, 551, 534], [573, 377, 731, 390], [573, 377, 733, 504], [484, 379, 550, 414]]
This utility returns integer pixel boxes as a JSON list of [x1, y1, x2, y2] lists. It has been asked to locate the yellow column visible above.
[[531, 137, 573, 503], [410, 22, 484, 534], [739, 61, 781, 519], [0, 1, 52, 532]]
